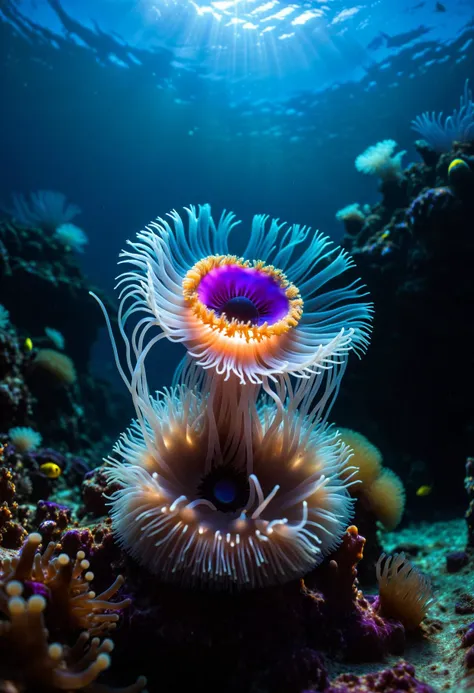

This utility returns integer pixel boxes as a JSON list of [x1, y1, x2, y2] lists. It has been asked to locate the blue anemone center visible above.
[[220, 296, 259, 324], [213, 479, 237, 504]]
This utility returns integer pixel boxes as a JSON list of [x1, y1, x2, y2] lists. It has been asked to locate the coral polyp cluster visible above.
[[0, 532, 130, 635]]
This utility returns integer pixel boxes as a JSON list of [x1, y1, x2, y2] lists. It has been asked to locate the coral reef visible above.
[[338, 138, 474, 517]]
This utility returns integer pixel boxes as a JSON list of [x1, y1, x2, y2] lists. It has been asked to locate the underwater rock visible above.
[[324, 661, 436, 692]]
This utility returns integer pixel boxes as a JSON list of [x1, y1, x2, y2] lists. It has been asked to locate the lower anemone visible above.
[[104, 374, 355, 589]]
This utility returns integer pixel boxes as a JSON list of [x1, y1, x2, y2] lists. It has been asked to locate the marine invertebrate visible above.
[[8, 425, 42, 453], [338, 429, 405, 530], [375, 553, 434, 630], [338, 427, 382, 488], [111, 203, 372, 386], [32, 348, 76, 385], [411, 79, 474, 152], [335, 203, 366, 236], [0, 581, 146, 692], [6, 190, 81, 232], [55, 222, 89, 252], [105, 371, 357, 589], [45, 327, 65, 350], [355, 140, 406, 182], [0, 532, 130, 635], [364, 468, 405, 530]]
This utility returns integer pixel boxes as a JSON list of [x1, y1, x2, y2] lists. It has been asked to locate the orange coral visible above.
[[376, 552, 434, 630]]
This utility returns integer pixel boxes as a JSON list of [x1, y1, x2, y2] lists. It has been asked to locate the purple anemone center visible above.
[[197, 264, 290, 326]]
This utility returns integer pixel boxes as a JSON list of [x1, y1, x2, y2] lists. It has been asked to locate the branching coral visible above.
[[375, 553, 434, 630], [355, 140, 406, 182], [0, 532, 130, 635], [0, 582, 146, 693], [411, 79, 474, 152]]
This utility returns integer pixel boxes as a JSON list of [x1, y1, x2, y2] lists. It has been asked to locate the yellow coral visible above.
[[376, 552, 434, 630], [33, 349, 76, 385]]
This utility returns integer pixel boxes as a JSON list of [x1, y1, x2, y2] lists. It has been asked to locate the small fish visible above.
[[435, 2, 446, 11], [416, 485, 432, 497], [40, 462, 62, 479], [24, 337, 33, 351]]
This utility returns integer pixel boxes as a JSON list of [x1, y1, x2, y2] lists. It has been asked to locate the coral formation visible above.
[[355, 140, 406, 181], [375, 552, 434, 630], [55, 222, 89, 253], [7, 426, 42, 452]]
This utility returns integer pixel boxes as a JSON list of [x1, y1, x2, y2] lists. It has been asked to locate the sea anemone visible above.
[[6, 190, 81, 232], [45, 327, 65, 350], [411, 79, 474, 152], [338, 427, 382, 488], [55, 223, 89, 253], [33, 349, 76, 385], [355, 140, 406, 182], [376, 553, 434, 630], [364, 468, 406, 530], [8, 426, 42, 453], [111, 204, 372, 387], [104, 364, 357, 590]]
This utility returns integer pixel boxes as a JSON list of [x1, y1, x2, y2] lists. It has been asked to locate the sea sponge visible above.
[[376, 553, 434, 630], [33, 348, 76, 385], [365, 468, 406, 530], [355, 140, 406, 182], [338, 427, 382, 489], [8, 425, 42, 453]]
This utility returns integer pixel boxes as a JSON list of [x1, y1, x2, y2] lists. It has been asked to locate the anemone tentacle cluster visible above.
[[95, 204, 373, 589]]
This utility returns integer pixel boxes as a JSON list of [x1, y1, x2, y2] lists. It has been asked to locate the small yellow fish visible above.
[[381, 230, 390, 240], [24, 337, 33, 351], [40, 462, 62, 479], [416, 485, 432, 497]]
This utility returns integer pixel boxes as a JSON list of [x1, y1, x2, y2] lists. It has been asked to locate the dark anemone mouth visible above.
[[197, 465, 250, 513], [197, 264, 290, 326]]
